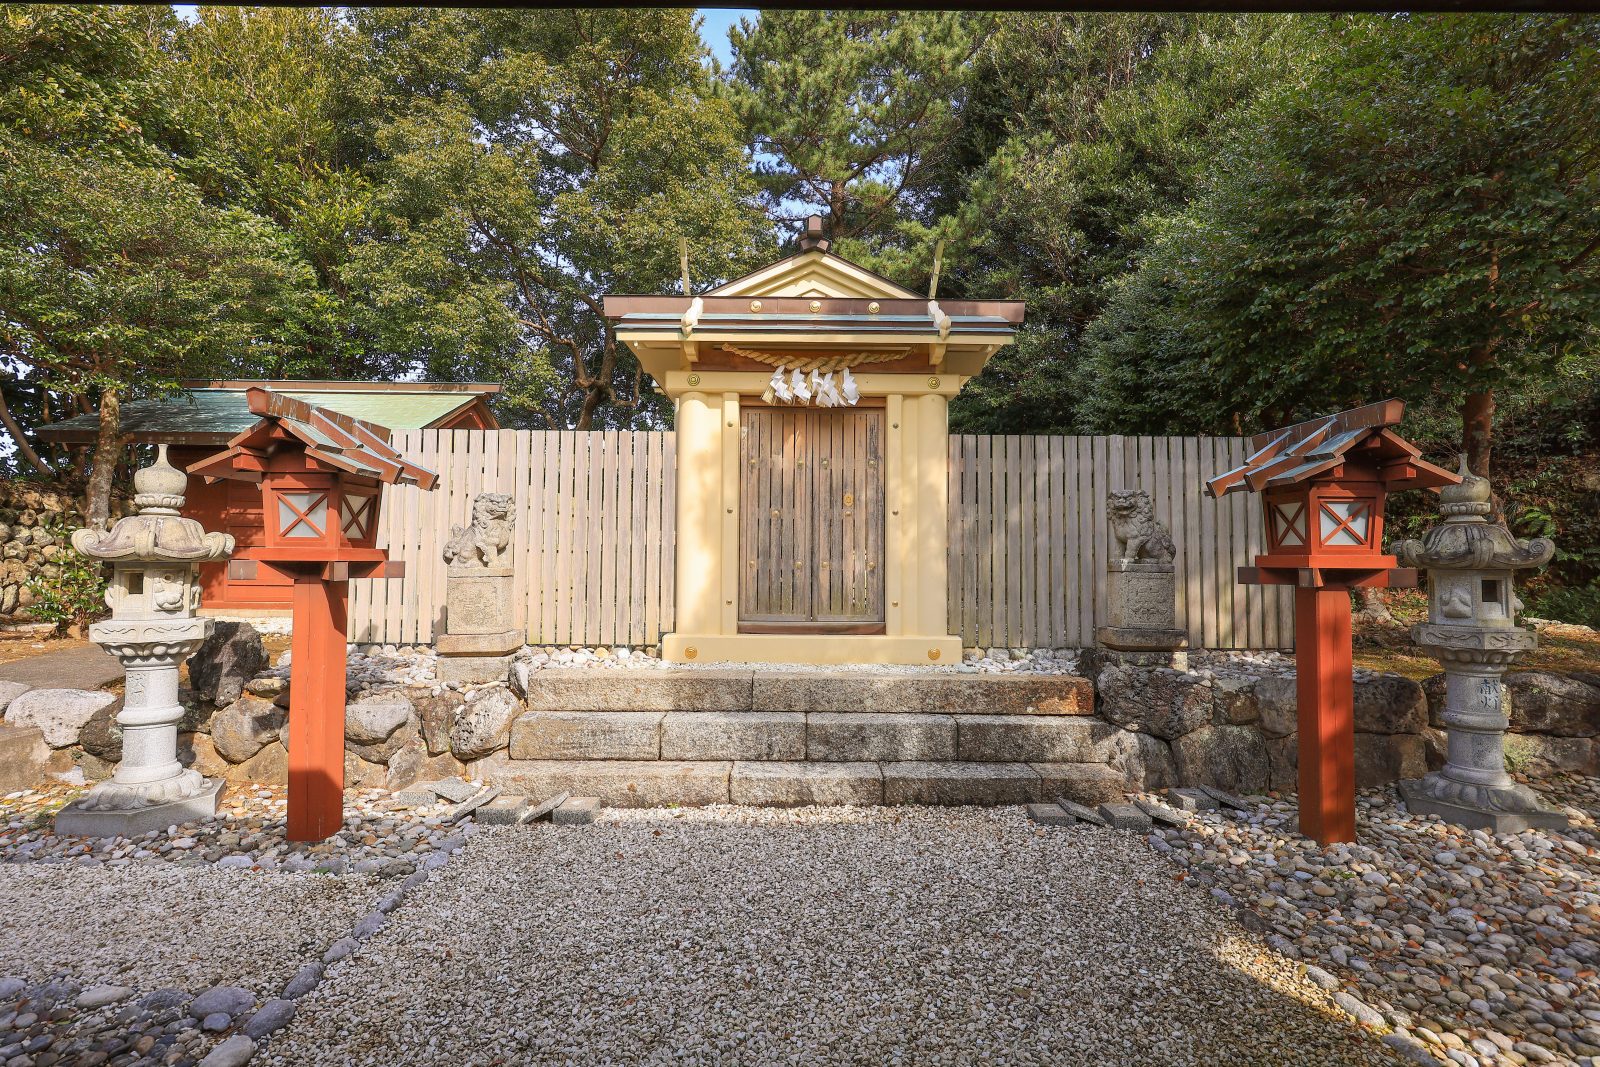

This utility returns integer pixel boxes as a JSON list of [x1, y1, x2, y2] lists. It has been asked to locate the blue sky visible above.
[[698, 8, 759, 68]]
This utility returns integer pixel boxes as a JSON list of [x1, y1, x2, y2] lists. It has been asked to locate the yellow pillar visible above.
[[673, 390, 721, 637], [885, 394, 906, 636], [719, 393, 740, 635], [917, 391, 950, 639]]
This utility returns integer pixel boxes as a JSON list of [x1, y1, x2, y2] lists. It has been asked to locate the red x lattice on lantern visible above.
[[1208, 400, 1458, 845]]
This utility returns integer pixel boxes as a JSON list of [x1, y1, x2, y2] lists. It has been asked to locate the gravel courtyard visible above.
[[267, 807, 1400, 1067]]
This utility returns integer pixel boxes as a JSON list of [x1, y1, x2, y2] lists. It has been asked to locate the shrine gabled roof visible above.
[[1206, 399, 1460, 498], [187, 388, 438, 489]]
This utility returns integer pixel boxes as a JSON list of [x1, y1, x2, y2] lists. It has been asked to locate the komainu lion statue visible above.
[[443, 493, 514, 569], [1107, 489, 1175, 564]]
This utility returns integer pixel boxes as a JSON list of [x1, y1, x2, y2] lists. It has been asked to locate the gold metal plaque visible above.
[[843, 492, 855, 507]]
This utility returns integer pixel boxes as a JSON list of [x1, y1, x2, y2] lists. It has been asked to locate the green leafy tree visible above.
[[0, 5, 310, 524], [724, 11, 982, 280], [947, 14, 1289, 432], [346, 8, 771, 429], [1081, 15, 1600, 477], [173, 7, 378, 380]]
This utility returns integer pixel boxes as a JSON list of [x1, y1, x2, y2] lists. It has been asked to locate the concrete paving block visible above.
[[806, 713, 955, 761], [956, 716, 1097, 762], [1056, 800, 1108, 827], [730, 761, 882, 806], [1096, 802, 1153, 832], [880, 762, 1040, 806], [661, 712, 805, 761], [1133, 799, 1187, 827], [1199, 784, 1254, 811], [519, 669, 753, 712], [1030, 762, 1126, 806], [551, 797, 602, 826], [476, 795, 531, 825], [509, 711, 663, 760], [1166, 787, 1219, 812], [1026, 803, 1076, 827]]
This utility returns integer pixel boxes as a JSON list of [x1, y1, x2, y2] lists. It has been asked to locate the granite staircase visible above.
[[474, 669, 1144, 808]]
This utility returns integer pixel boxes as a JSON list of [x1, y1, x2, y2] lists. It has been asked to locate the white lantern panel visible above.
[[1272, 502, 1306, 547], [1319, 500, 1370, 546], [341, 495, 374, 540], [278, 491, 329, 539]]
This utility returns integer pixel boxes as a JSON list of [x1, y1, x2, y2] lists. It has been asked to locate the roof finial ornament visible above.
[[797, 214, 831, 254]]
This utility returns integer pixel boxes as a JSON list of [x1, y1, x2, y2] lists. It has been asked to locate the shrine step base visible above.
[[470, 757, 1131, 809]]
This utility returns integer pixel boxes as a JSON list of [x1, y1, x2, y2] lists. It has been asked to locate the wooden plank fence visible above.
[[947, 435, 1292, 651], [350, 429, 1293, 650]]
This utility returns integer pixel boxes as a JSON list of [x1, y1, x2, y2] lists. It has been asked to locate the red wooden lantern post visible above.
[[1207, 400, 1458, 844], [190, 389, 437, 841]]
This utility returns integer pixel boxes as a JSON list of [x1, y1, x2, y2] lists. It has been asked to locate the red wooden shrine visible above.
[[1207, 400, 1458, 844], [189, 388, 438, 841]]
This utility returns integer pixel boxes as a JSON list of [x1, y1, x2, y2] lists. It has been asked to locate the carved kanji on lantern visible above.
[[1207, 400, 1459, 844], [190, 388, 437, 841]]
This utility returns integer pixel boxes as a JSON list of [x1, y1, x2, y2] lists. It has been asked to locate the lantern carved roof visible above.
[[1395, 459, 1554, 574], [188, 388, 439, 489], [72, 446, 234, 563], [1206, 399, 1460, 499]]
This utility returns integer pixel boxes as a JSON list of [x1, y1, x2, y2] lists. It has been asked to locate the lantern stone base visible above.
[[54, 778, 225, 839], [1398, 777, 1568, 834]]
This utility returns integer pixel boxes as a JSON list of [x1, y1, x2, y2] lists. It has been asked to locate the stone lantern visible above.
[[56, 446, 235, 837], [1395, 460, 1565, 832]]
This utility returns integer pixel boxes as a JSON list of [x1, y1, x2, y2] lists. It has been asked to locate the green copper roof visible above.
[[38, 384, 495, 444]]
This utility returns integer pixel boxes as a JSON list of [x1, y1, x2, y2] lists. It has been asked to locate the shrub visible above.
[[25, 529, 108, 636], [1525, 582, 1600, 630]]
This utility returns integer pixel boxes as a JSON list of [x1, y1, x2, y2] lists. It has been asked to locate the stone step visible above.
[[470, 755, 1079, 808], [806, 713, 955, 761], [516, 669, 1093, 716], [0, 724, 52, 792], [731, 761, 882, 806], [505, 709, 1136, 768], [472, 754, 732, 808]]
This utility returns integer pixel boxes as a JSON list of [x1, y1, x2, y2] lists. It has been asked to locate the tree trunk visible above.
[[0, 385, 54, 476], [85, 385, 122, 529], [1461, 387, 1494, 480], [1352, 586, 1394, 624]]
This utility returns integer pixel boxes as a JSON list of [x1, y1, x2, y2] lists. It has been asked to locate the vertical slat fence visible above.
[[353, 430, 1293, 650]]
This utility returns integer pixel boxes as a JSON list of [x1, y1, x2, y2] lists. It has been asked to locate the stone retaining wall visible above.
[[6, 627, 1596, 805]]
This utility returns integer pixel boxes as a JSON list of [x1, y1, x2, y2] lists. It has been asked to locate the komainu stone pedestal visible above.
[[1095, 562, 1188, 668], [437, 493, 522, 684], [437, 567, 522, 683]]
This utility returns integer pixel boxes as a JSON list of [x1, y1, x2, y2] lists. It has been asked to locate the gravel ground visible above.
[[269, 806, 1402, 1067], [1144, 776, 1600, 1067], [0, 863, 380, 994]]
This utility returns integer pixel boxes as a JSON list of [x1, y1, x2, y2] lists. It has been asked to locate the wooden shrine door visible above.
[[739, 408, 885, 632]]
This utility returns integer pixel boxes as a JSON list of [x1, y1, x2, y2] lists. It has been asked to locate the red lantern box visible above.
[[1208, 400, 1458, 844], [190, 388, 438, 840]]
